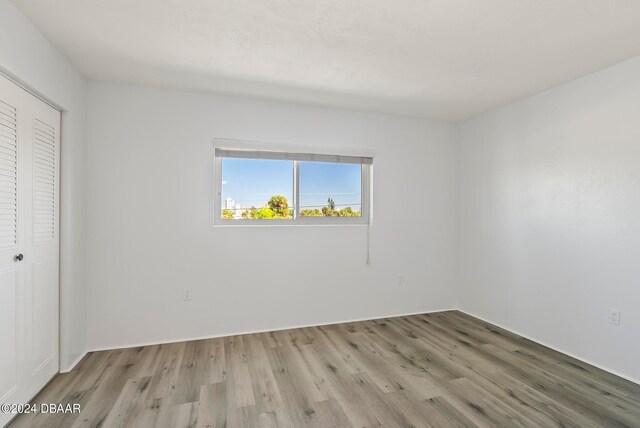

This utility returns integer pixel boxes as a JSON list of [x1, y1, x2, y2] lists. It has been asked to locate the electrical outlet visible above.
[[397, 274, 404, 286], [184, 288, 192, 301], [609, 309, 620, 325]]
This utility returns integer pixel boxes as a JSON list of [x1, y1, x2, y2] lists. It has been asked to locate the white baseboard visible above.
[[458, 309, 640, 386], [66, 307, 637, 387], [59, 350, 88, 373], [86, 307, 457, 353]]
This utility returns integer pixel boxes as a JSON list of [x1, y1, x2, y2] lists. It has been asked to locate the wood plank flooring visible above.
[[8, 311, 640, 427]]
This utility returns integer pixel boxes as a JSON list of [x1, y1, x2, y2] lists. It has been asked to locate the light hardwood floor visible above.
[[8, 311, 640, 427]]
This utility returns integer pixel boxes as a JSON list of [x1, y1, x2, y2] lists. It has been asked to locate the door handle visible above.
[[15, 254, 23, 262]]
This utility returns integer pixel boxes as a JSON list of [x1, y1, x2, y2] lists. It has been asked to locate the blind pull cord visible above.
[[366, 224, 371, 265]]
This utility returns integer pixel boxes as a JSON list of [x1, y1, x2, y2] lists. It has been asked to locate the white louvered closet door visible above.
[[0, 74, 60, 427]]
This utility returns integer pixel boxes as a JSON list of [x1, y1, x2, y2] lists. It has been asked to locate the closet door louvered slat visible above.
[[0, 100, 17, 251], [32, 119, 55, 244]]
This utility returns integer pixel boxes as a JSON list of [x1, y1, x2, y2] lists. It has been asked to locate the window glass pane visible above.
[[299, 162, 362, 217], [221, 158, 293, 220]]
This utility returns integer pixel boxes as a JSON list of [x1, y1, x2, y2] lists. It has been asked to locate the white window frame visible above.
[[213, 141, 373, 226]]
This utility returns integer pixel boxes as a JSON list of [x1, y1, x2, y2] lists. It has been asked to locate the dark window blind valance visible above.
[[215, 148, 373, 165]]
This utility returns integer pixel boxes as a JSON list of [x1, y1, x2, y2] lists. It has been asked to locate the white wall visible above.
[[85, 82, 458, 350], [0, 0, 87, 371], [458, 55, 640, 382]]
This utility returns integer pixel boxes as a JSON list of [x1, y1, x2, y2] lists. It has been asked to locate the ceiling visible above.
[[12, 0, 640, 121]]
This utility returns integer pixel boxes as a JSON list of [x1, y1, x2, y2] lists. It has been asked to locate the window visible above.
[[298, 162, 362, 218], [219, 158, 294, 220], [214, 147, 372, 225]]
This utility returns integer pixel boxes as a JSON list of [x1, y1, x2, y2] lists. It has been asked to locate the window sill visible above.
[[213, 220, 370, 227]]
